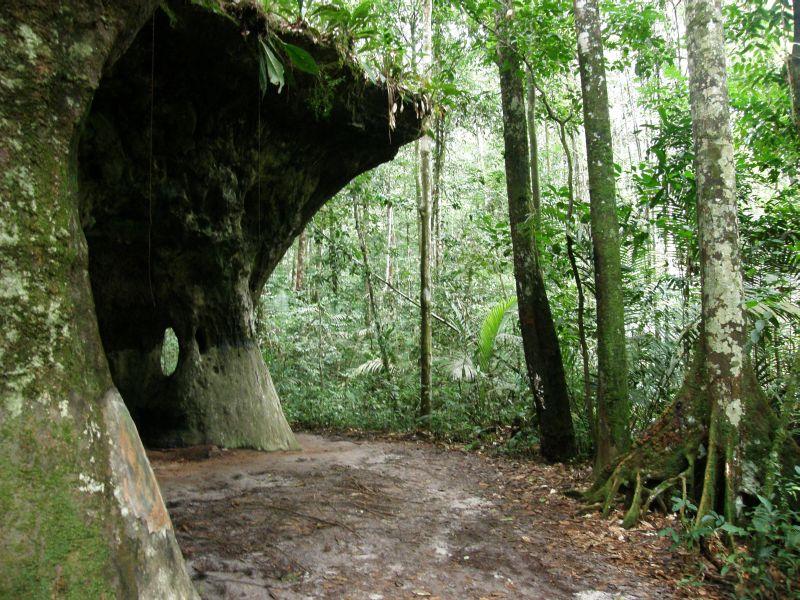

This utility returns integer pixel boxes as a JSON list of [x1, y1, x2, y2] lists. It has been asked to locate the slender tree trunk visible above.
[[574, 0, 631, 472], [559, 124, 594, 443], [432, 114, 446, 274], [686, 0, 746, 525], [417, 0, 433, 418], [789, 0, 800, 133], [294, 228, 307, 292], [353, 199, 393, 382], [385, 201, 395, 286], [544, 122, 551, 183], [496, 7, 577, 461], [526, 70, 542, 223], [329, 220, 339, 294]]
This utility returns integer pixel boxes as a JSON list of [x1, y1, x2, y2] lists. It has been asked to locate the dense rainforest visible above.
[[1, 0, 799, 597]]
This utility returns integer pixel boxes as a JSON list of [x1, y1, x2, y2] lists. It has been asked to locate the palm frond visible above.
[[477, 296, 517, 371], [447, 356, 478, 382], [349, 357, 386, 377]]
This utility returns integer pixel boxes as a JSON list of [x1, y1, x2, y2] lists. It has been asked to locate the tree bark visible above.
[[0, 2, 195, 596], [432, 113, 447, 273], [385, 201, 395, 286], [294, 229, 307, 292], [525, 70, 542, 224], [417, 0, 434, 419], [574, 0, 631, 472], [584, 0, 800, 530], [496, 7, 577, 462], [789, 0, 800, 133], [353, 199, 393, 381], [686, 0, 746, 524]]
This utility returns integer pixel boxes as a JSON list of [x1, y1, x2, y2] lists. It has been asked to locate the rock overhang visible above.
[[78, 0, 427, 449]]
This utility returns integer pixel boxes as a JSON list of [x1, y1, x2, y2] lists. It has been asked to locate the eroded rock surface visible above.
[[79, 1, 424, 449]]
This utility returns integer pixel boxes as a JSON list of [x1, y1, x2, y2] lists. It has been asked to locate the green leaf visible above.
[[720, 522, 747, 536], [477, 296, 517, 371], [160, 2, 179, 26], [351, 0, 372, 21], [260, 39, 284, 93], [281, 42, 320, 75]]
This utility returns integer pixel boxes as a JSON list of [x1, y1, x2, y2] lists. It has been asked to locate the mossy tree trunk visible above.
[[0, 1, 195, 596], [574, 0, 632, 472], [496, 5, 577, 462], [585, 0, 800, 528], [686, 0, 746, 525]]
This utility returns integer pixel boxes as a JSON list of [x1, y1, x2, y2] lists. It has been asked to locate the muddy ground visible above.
[[151, 434, 719, 599]]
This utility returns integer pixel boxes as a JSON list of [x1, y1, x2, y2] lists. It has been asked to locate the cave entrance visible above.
[[77, 1, 423, 452]]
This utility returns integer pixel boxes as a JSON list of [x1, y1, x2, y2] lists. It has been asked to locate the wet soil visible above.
[[151, 434, 704, 599]]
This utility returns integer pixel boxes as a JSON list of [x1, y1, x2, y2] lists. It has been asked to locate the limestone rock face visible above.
[[78, 1, 424, 449]]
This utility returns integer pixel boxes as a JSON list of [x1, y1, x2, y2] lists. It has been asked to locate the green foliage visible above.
[[256, 0, 800, 537], [312, 0, 379, 42], [259, 38, 285, 94], [160, 327, 179, 376], [477, 296, 517, 371], [281, 41, 320, 74], [661, 467, 800, 599]]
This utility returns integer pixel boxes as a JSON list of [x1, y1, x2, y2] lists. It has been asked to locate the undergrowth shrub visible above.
[[661, 466, 800, 599]]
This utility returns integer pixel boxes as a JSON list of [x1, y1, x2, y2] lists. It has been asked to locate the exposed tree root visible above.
[[584, 349, 800, 528]]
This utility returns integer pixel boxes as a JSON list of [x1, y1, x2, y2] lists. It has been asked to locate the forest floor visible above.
[[150, 433, 726, 600]]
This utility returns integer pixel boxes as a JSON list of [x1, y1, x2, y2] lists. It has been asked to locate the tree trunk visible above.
[[496, 6, 577, 462], [686, 0, 747, 525], [560, 123, 595, 443], [585, 0, 800, 529], [574, 0, 632, 472], [417, 0, 434, 419], [385, 201, 395, 286], [432, 113, 447, 273], [353, 199, 393, 382], [526, 70, 542, 223], [294, 229, 307, 292], [790, 0, 800, 133], [0, 3, 196, 596]]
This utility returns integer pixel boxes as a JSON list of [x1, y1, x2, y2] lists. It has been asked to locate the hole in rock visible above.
[[160, 327, 179, 376]]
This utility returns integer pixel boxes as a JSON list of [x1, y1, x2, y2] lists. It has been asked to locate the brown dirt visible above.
[[150, 434, 722, 600]]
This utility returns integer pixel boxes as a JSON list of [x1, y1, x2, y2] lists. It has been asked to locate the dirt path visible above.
[[151, 434, 690, 599]]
